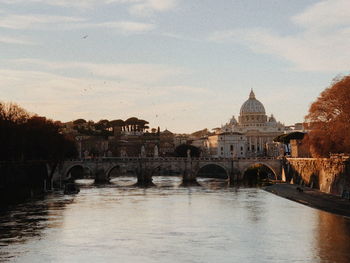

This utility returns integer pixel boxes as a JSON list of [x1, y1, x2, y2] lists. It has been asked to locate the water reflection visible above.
[[109, 176, 137, 186], [0, 176, 350, 263], [316, 212, 350, 262], [0, 194, 75, 261]]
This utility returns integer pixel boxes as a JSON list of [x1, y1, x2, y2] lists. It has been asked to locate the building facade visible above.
[[203, 90, 285, 158]]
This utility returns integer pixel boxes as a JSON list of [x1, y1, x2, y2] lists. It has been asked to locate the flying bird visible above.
[[82, 35, 88, 39]]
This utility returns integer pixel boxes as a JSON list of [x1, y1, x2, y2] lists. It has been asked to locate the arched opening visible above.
[[152, 165, 182, 187], [310, 173, 319, 189], [242, 163, 276, 186], [197, 164, 229, 179], [66, 165, 94, 185], [108, 165, 137, 186], [196, 164, 229, 188]]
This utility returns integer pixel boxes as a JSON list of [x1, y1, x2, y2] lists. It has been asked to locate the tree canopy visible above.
[[0, 102, 77, 161], [73, 118, 87, 125], [304, 75, 350, 157]]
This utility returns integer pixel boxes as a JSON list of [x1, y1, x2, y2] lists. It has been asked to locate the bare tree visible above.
[[0, 102, 30, 124]]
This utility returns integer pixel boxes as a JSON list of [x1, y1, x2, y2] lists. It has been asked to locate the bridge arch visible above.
[[106, 165, 123, 179], [241, 162, 279, 182], [196, 163, 229, 179], [65, 164, 93, 180]]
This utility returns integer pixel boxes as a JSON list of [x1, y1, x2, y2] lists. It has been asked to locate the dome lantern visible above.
[[249, 89, 256, 99]]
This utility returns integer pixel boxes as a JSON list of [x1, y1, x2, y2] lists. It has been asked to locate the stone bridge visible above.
[[53, 157, 282, 186]]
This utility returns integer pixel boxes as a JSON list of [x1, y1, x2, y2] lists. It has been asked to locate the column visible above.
[[259, 137, 262, 152], [249, 137, 251, 153]]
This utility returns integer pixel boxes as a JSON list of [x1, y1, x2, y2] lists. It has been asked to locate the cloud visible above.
[[0, 0, 178, 15], [0, 60, 210, 131], [292, 0, 350, 31], [95, 21, 155, 32], [0, 0, 108, 9], [0, 68, 138, 120], [0, 36, 36, 45], [10, 59, 183, 84], [208, 0, 350, 72], [129, 0, 178, 16], [0, 13, 155, 33], [0, 14, 85, 30]]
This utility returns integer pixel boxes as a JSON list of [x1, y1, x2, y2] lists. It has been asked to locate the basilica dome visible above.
[[240, 90, 265, 115]]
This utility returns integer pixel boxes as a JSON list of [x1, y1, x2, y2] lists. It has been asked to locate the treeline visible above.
[[71, 117, 150, 137], [0, 102, 77, 161]]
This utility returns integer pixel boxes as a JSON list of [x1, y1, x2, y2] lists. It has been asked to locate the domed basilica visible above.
[[206, 90, 285, 158]]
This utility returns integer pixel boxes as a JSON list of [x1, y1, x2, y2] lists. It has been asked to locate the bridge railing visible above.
[[64, 156, 279, 163]]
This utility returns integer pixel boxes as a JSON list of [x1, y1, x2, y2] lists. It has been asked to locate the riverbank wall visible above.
[[0, 162, 48, 206], [283, 156, 350, 196]]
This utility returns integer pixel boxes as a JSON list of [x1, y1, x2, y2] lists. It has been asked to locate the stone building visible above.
[[207, 132, 247, 158], [77, 136, 110, 158], [200, 90, 285, 158], [290, 139, 311, 158], [113, 131, 160, 157], [159, 129, 175, 156]]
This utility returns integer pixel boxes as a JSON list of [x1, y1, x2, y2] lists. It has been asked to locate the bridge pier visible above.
[[94, 168, 110, 184], [181, 170, 200, 186], [228, 173, 236, 185], [228, 170, 241, 185], [181, 158, 199, 186], [135, 159, 155, 187]]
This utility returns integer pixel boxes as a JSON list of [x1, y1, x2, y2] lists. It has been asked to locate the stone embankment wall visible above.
[[283, 156, 350, 195]]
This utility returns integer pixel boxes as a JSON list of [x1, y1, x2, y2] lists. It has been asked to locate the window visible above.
[[230, 145, 233, 151], [221, 147, 223, 151], [240, 146, 243, 151]]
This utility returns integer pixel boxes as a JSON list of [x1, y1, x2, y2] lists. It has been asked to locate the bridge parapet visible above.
[[55, 156, 282, 185], [67, 156, 279, 163]]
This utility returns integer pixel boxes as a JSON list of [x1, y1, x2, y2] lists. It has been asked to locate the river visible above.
[[1, 176, 350, 263]]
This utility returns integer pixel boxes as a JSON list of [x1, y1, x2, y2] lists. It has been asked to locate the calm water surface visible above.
[[1, 176, 350, 263]]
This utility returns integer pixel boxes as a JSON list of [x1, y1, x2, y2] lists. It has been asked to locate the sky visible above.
[[1, 0, 349, 133]]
